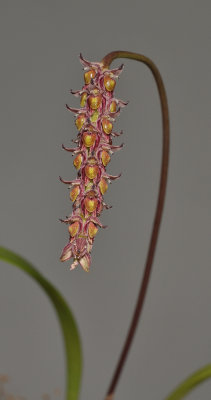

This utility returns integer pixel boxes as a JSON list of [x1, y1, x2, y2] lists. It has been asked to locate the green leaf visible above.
[[0, 246, 82, 400], [164, 364, 211, 400]]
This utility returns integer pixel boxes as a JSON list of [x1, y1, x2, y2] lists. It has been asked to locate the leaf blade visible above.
[[0, 246, 82, 400], [164, 364, 211, 400]]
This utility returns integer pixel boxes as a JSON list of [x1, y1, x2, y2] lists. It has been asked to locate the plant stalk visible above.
[[101, 51, 170, 400]]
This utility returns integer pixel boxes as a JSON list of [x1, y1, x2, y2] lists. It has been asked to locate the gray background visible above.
[[0, 0, 210, 399]]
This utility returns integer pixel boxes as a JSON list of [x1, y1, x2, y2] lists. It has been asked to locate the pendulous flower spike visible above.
[[60, 54, 127, 271]]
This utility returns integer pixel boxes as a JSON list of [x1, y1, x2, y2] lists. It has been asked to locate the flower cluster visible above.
[[60, 54, 127, 271]]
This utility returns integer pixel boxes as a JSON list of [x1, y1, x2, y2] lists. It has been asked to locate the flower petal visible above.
[[60, 243, 72, 262], [79, 253, 91, 272], [109, 64, 124, 77], [70, 259, 78, 270], [103, 172, 122, 181], [62, 144, 80, 153], [70, 89, 84, 97], [79, 53, 100, 69], [59, 176, 81, 185], [66, 104, 81, 114]]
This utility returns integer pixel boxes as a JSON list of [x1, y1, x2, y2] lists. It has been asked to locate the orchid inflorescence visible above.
[[60, 54, 127, 271]]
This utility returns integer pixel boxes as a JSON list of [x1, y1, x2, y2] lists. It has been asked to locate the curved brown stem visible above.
[[101, 51, 170, 400]]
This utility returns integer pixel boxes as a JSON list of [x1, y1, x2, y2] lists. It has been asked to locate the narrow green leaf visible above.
[[0, 246, 82, 400], [164, 364, 211, 400]]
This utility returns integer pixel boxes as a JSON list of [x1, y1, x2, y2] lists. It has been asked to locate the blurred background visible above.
[[0, 0, 210, 399]]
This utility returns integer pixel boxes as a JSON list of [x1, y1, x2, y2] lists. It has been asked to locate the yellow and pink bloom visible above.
[[60, 55, 127, 271]]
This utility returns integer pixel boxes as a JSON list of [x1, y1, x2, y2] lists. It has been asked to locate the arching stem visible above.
[[101, 51, 170, 400]]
